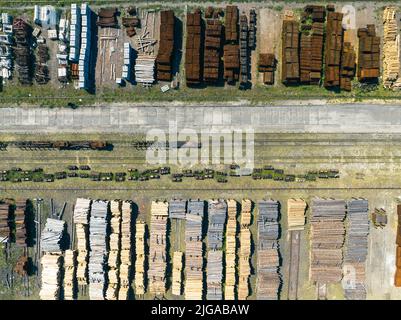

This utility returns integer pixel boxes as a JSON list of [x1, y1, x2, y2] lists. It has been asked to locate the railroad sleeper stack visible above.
[[281, 20, 299, 84], [0, 203, 10, 243], [14, 199, 27, 246], [324, 11, 343, 88], [259, 53, 276, 85], [185, 10, 202, 86], [357, 24, 380, 82], [239, 15, 249, 85], [203, 15, 222, 83], [156, 10, 175, 81], [395, 205, 401, 287], [340, 42, 356, 91]]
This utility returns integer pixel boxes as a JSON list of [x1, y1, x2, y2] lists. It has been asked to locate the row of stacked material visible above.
[[172, 251, 183, 295], [382, 7, 400, 89], [223, 5, 239, 84], [41, 218, 65, 252], [340, 42, 356, 91], [148, 201, 168, 296], [256, 200, 281, 300], [239, 14, 249, 85], [39, 253, 63, 300], [287, 199, 307, 231], [119, 201, 132, 299], [207, 200, 227, 300], [204, 17, 222, 83], [78, 3, 93, 90], [185, 200, 204, 299], [63, 249, 76, 300], [357, 25, 380, 82], [134, 220, 146, 295], [13, 18, 33, 85], [15, 199, 27, 246], [395, 205, 401, 287], [238, 199, 252, 300], [248, 9, 256, 49], [225, 200, 237, 300], [97, 8, 118, 28], [185, 10, 202, 86], [258, 53, 276, 85], [281, 20, 300, 84], [69, 3, 81, 62], [324, 11, 343, 88], [156, 10, 175, 81], [225, 6, 238, 42], [0, 203, 9, 242], [343, 199, 369, 300], [310, 199, 346, 284]]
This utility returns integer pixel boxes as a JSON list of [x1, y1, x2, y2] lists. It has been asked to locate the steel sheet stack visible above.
[[148, 201, 169, 296], [343, 199, 369, 300], [172, 251, 183, 296], [357, 24, 380, 82], [203, 14, 222, 83], [156, 10, 175, 81], [169, 199, 186, 219], [39, 253, 63, 300], [185, 200, 204, 300], [185, 10, 202, 86], [324, 11, 343, 88], [134, 220, 146, 295], [382, 7, 400, 89], [63, 249, 77, 300], [69, 3, 81, 62], [256, 200, 281, 300], [41, 218, 66, 252], [88, 200, 109, 300], [0, 203, 9, 243], [340, 42, 356, 91], [281, 20, 299, 84], [225, 199, 237, 300], [106, 200, 121, 300], [119, 201, 132, 299], [14, 199, 27, 246], [238, 199, 252, 300], [287, 199, 307, 231], [310, 198, 346, 284]]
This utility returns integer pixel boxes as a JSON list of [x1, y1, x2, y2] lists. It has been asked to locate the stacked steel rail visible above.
[[185, 10, 202, 86], [324, 11, 343, 88], [223, 5, 239, 84], [156, 10, 175, 81], [238, 199, 252, 300], [63, 249, 77, 300], [134, 220, 146, 296], [357, 24, 380, 82], [119, 201, 132, 299], [281, 20, 299, 84], [225, 199, 237, 300]]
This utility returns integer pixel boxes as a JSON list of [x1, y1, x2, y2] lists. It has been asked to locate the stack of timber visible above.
[[256, 200, 281, 300], [172, 251, 183, 296], [225, 199, 237, 300], [395, 204, 401, 287], [169, 199, 186, 219], [186, 10, 202, 86], [0, 203, 9, 243], [239, 15, 249, 85], [248, 9, 256, 49], [148, 201, 169, 296], [281, 20, 299, 84], [310, 199, 346, 284], [259, 53, 276, 85], [156, 10, 175, 81], [73, 198, 91, 285], [185, 200, 204, 300], [225, 6, 238, 42], [97, 8, 118, 28], [324, 12, 343, 88], [35, 44, 50, 84], [134, 220, 146, 296], [224, 6, 239, 84], [119, 201, 132, 299], [106, 200, 121, 300], [208, 199, 227, 250], [14, 199, 27, 246], [203, 15, 222, 83], [343, 199, 369, 300], [357, 25, 380, 82], [88, 200, 109, 300], [135, 56, 155, 84], [13, 18, 33, 85], [238, 199, 252, 300], [63, 249, 77, 300], [382, 7, 400, 89], [39, 252, 63, 300], [340, 42, 356, 91], [287, 199, 307, 231], [41, 218, 65, 252], [206, 250, 223, 300]]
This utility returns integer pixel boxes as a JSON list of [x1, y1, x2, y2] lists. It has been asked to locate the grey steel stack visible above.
[[41, 218, 66, 252], [169, 199, 186, 219], [256, 200, 281, 300]]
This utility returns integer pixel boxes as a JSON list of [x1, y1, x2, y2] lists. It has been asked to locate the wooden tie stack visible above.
[[224, 6, 239, 84], [63, 249, 77, 300], [185, 10, 202, 86], [340, 42, 356, 91], [259, 53, 276, 85], [287, 199, 307, 231], [357, 24, 380, 82], [0, 203, 10, 243], [148, 201, 169, 296], [238, 199, 252, 300], [172, 251, 183, 295], [14, 199, 27, 246], [118, 201, 132, 299], [134, 221, 146, 296], [225, 199, 237, 300], [324, 11, 343, 88], [39, 252, 63, 300], [281, 20, 300, 84], [156, 10, 175, 81], [204, 14, 223, 83], [383, 7, 400, 88]]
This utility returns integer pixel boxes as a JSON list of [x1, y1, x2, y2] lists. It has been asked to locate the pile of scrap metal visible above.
[[0, 202, 9, 243], [0, 13, 14, 82], [13, 18, 33, 85], [97, 8, 118, 28], [259, 53, 276, 85], [156, 10, 175, 81], [357, 24, 380, 82], [39, 252, 63, 300], [223, 6, 239, 84], [41, 218, 65, 252], [122, 8, 140, 37], [35, 44, 50, 84]]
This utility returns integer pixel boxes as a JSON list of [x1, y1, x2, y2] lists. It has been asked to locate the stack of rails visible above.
[[14, 200, 27, 246], [134, 220, 146, 296], [78, 3, 93, 90], [239, 15, 249, 86], [185, 200, 204, 300], [0, 203, 9, 243], [185, 10, 202, 86], [106, 200, 121, 300], [63, 249, 77, 300], [299, 5, 325, 84], [310, 199, 346, 285], [207, 200, 227, 300], [13, 18, 33, 85], [172, 251, 183, 296], [256, 200, 281, 300], [88, 200, 109, 300], [357, 25, 380, 82], [73, 198, 91, 286], [118, 201, 132, 299], [69, 3, 81, 62], [39, 252, 63, 300], [203, 13, 222, 83], [324, 11, 343, 88], [382, 7, 400, 89], [148, 201, 169, 296], [238, 199, 252, 300], [156, 10, 175, 81], [281, 20, 299, 84], [135, 56, 156, 84], [395, 205, 401, 287], [259, 53, 276, 85], [340, 42, 356, 91], [41, 218, 65, 252], [224, 6, 239, 84], [343, 199, 369, 300], [225, 199, 237, 300], [248, 9, 256, 50], [97, 8, 118, 28], [287, 199, 307, 231], [169, 199, 186, 219]]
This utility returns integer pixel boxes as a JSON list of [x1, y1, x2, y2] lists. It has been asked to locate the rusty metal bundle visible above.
[[204, 17, 222, 83], [185, 10, 202, 86], [357, 24, 380, 82], [156, 10, 175, 81], [97, 8, 118, 28], [281, 20, 299, 84], [324, 12, 343, 88]]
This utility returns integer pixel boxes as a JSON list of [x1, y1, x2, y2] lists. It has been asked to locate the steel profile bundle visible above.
[[203, 16, 222, 83], [0, 203, 9, 243], [134, 220, 146, 296], [41, 218, 66, 252], [88, 200, 109, 300], [39, 252, 63, 300], [172, 251, 183, 296], [357, 24, 380, 82], [148, 200, 169, 296], [324, 12, 343, 88], [169, 199, 186, 219], [225, 199, 238, 300], [239, 15, 249, 84], [185, 200, 204, 300], [118, 201, 132, 299], [69, 3, 81, 62], [382, 7, 400, 89], [343, 199, 369, 300], [281, 20, 300, 84], [135, 56, 155, 84], [287, 199, 306, 231], [259, 53, 276, 85], [14, 199, 27, 246], [63, 249, 77, 300], [395, 205, 401, 287], [238, 199, 252, 300], [156, 10, 175, 81], [256, 200, 281, 300], [340, 42, 356, 91], [78, 3, 93, 90], [106, 200, 121, 300], [310, 198, 346, 284], [185, 10, 202, 86], [97, 8, 118, 28], [13, 18, 33, 85]]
